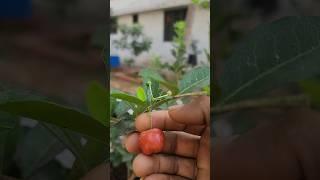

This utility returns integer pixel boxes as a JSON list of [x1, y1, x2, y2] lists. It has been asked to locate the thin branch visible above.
[[111, 91, 208, 124], [144, 91, 208, 113], [212, 94, 310, 114]]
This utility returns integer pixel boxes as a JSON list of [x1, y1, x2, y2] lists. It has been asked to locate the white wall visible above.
[[139, 10, 174, 64], [190, 6, 210, 63], [110, 7, 210, 66], [110, 0, 192, 16]]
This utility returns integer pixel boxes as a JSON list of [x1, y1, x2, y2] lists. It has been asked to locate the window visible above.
[[111, 17, 117, 34], [133, 14, 139, 23], [164, 8, 187, 41]]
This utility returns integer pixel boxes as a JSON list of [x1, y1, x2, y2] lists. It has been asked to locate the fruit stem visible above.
[[148, 107, 152, 129]]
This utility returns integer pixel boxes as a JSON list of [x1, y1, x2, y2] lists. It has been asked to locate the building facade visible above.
[[110, 0, 210, 66]]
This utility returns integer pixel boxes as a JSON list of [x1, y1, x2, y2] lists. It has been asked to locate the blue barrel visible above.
[[0, 0, 32, 20], [110, 56, 121, 68]]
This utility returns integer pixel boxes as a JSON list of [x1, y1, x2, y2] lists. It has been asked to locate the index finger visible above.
[[135, 96, 210, 134], [135, 110, 186, 132]]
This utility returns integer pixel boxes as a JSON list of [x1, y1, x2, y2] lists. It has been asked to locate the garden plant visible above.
[[112, 24, 152, 66], [110, 18, 210, 179]]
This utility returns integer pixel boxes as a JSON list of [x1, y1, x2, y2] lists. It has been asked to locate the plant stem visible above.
[[212, 94, 310, 114], [148, 107, 152, 129], [144, 91, 208, 113]]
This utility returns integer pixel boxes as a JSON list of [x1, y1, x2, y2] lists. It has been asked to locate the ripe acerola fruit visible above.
[[139, 128, 165, 155]]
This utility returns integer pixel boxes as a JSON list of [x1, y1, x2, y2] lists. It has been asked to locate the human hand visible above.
[[124, 96, 210, 180]]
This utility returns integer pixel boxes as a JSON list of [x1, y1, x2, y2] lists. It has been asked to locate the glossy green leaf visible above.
[[218, 17, 320, 104], [136, 86, 146, 102], [111, 92, 146, 106], [179, 66, 210, 93], [0, 100, 107, 144], [85, 81, 108, 127]]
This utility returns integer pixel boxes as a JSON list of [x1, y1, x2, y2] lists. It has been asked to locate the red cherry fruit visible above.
[[139, 128, 165, 155]]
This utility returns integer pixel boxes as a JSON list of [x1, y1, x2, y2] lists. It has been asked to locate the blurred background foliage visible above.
[[213, 0, 320, 138], [0, 0, 107, 179]]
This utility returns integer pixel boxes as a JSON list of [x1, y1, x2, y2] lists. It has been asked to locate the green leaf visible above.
[[136, 86, 147, 102], [111, 92, 146, 106], [139, 68, 165, 81], [218, 17, 320, 104], [203, 86, 210, 96], [85, 81, 108, 127], [142, 79, 162, 104], [139, 68, 178, 94], [0, 100, 107, 144], [179, 66, 210, 93]]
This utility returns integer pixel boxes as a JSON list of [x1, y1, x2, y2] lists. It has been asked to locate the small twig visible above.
[[111, 91, 209, 124], [143, 91, 208, 113], [212, 94, 310, 114]]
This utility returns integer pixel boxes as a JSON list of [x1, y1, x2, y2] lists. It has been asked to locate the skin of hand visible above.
[[214, 108, 320, 180], [81, 163, 109, 180], [125, 96, 210, 180]]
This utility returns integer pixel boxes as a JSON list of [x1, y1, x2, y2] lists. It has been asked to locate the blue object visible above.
[[110, 56, 121, 68], [0, 0, 32, 20]]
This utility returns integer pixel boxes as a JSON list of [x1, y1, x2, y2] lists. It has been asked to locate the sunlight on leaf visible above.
[[136, 86, 147, 102]]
